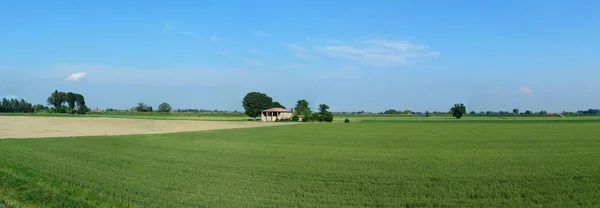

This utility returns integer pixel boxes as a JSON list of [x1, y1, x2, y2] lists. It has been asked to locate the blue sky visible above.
[[1, 0, 599, 112]]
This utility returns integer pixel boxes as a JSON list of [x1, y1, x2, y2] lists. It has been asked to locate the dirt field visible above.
[[0, 116, 295, 139]]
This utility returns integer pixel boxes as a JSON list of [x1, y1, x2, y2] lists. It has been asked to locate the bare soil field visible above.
[[0, 116, 294, 139]]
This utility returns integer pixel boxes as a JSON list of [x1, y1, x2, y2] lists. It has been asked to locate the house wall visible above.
[[261, 111, 293, 121]]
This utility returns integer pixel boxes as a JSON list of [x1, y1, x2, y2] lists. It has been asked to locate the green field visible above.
[[1, 119, 600, 207]]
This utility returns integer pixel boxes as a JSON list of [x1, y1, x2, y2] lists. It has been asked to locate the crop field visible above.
[[1, 116, 600, 207]]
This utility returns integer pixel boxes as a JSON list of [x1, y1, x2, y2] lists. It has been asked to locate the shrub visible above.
[[321, 112, 333, 122], [344, 118, 350, 123], [291, 115, 299, 122]]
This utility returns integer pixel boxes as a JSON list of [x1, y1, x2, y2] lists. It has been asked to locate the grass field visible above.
[[1, 119, 600, 207]]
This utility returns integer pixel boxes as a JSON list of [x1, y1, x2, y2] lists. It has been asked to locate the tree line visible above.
[[0, 98, 35, 113]]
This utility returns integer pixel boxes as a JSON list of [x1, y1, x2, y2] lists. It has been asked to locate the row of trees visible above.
[[0, 98, 35, 113], [46, 90, 89, 114], [132, 102, 172, 112], [241, 92, 333, 122]]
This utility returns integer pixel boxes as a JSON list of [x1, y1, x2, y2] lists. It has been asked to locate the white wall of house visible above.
[[261, 111, 293, 121]]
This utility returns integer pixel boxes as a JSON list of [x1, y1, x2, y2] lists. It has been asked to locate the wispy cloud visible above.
[[286, 44, 312, 60], [180, 31, 198, 37], [220, 51, 230, 56], [66, 72, 87, 81], [312, 65, 358, 79], [249, 48, 259, 53], [243, 58, 263, 66], [254, 31, 269, 37], [209, 35, 220, 42], [164, 22, 198, 37], [53, 64, 258, 87], [281, 63, 306, 69], [485, 86, 503, 94], [520, 87, 533, 94], [317, 39, 439, 67]]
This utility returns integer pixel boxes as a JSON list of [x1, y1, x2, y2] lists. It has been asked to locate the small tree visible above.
[[76, 104, 89, 114], [513, 108, 519, 115], [425, 111, 430, 117], [291, 115, 299, 121], [318, 104, 333, 122], [344, 118, 350, 123], [242, 92, 273, 121], [158, 102, 172, 113], [450, 103, 467, 119]]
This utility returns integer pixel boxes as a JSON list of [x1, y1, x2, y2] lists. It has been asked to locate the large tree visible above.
[[47, 90, 66, 110], [158, 102, 172, 113], [242, 92, 273, 121], [450, 103, 467, 119], [271, 102, 285, 109]]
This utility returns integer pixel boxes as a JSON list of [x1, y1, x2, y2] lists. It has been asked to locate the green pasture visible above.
[[1, 119, 600, 207]]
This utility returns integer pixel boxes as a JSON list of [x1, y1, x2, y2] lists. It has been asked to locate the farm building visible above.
[[261, 108, 293, 121]]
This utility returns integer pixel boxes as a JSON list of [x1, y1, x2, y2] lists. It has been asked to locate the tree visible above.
[[316, 104, 333, 122], [294, 99, 312, 119], [470, 111, 476, 115], [66, 92, 76, 114], [271, 102, 285, 109], [513, 108, 519, 115], [33, 104, 46, 113], [77, 104, 89, 114], [134, 103, 153, 112], [425, 111, 430, 117], [450, 103, 467, 119], [47, 90, 66, 110], [158, 102, 172, 113], [74, 93, 85, 110], [242, 92, 273, 121], [0, 98, 9, 113]]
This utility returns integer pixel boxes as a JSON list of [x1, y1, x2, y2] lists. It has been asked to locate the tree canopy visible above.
[[271, 102, 285, 109], [242, 92, 273, 120], [158, 102, 172, 113], [294, 100, 312, 118], [450, 103, 467, 119]]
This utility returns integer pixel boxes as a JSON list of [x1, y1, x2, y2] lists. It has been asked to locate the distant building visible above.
[[261, 108, 293, 121]]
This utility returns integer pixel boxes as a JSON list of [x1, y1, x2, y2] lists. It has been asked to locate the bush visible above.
[[291, 115, 299, 122], [344, 118, 350, 123], [320, 112, 333, 122], [302, 116, 309, 122]]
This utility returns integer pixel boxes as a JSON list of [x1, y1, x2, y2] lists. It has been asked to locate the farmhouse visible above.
[[261, 108, 293, 121]]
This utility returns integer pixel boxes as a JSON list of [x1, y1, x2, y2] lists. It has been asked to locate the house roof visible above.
[[262, 108, 292, 112]]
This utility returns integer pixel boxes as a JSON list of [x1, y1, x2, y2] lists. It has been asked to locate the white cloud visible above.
[[317, 39, 439, 67], [520, 87, 534, 94], [254, 31, 269, 37], [209, 35, 220, 42], [220, 51, 230, 56], [243, 58, 263, 66], [66, 72, 87, 81], [287, 44, 312, 60], [249, 48, 259, 53]]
